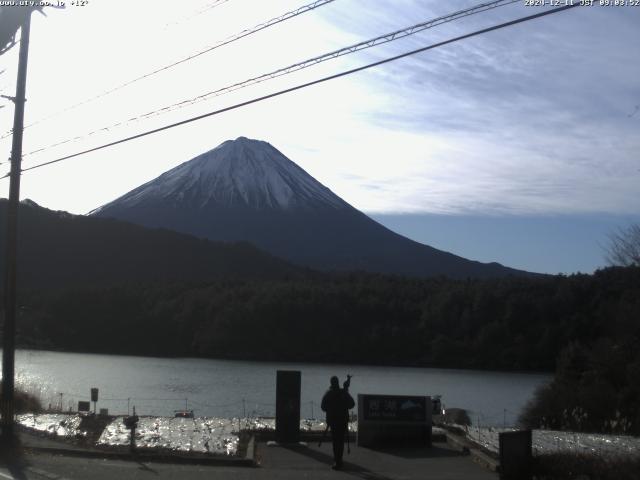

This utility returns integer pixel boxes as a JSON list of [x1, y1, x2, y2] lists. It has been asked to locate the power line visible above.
[[0, 0, 336, 141], [165, 0, 235, 27], [121, 0, 523, 125], [16, 0, 521, 160], [195, 0, 232, 15], [3, 3, 580, 179], [161, 0, 233, 30], [162, 1, 229, 30]]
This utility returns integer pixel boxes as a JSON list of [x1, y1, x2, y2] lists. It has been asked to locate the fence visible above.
[[43, 392, 326, 420]]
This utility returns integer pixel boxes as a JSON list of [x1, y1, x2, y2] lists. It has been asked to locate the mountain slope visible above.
[[0, 199, 298, 290], [93, 137, 529, 279]]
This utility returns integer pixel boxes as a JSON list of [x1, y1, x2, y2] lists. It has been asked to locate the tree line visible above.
[[13, 266, 640, 373]]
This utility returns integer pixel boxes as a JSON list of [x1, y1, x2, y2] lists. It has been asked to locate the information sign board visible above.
[[363, 395, 427, 422], [357, 394, 432, 448]]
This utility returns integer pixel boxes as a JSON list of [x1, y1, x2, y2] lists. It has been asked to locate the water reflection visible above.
[[9, 349, 551, 426]]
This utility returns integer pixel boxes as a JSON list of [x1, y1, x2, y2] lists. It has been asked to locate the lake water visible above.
[[10, 349, 550, 426]]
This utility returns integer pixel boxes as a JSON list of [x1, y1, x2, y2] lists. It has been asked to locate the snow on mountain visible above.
[[94, 137, 347, 214]]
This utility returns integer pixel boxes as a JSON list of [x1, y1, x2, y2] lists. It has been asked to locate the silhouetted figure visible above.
[[321, 375, 354, 470]]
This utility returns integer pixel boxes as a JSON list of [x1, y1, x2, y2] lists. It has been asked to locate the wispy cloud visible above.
[[311, 2, 640, 215], [0, 1, 636, 217]]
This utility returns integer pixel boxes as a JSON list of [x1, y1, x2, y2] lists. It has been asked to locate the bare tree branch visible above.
[[606, 224, 640, 267]]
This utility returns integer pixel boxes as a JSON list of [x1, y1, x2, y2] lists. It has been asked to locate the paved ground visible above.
[[0, 439, 497, 480], [258, 440, 497, 479]]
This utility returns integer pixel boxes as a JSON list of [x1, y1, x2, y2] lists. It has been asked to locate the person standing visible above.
[[321, 375, 355, 470]]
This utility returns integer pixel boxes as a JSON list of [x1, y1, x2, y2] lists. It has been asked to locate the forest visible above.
[[8, 265, 639, 434], [14, 265, 640, 371]]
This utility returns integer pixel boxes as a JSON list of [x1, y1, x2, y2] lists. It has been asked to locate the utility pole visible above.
[[1, 10, 32, 442]]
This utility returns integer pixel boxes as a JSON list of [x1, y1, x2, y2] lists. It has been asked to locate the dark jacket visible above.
[[321, 387, 355, 428]]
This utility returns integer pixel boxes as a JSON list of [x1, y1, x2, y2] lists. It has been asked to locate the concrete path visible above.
[[1, 430, 497, 479], [258, 440, 497, 479]]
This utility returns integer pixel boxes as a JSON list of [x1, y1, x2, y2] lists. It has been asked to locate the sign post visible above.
[[275, 370, 301, 443], [123, 406, 139, 453], [91, 388, 99, 414]]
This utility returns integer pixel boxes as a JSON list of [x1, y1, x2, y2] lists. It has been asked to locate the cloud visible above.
[[311, 2, 640, 215], [0, 1, 637, 217]]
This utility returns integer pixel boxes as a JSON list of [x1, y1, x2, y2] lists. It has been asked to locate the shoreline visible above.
[[11, 346, 554, 376]]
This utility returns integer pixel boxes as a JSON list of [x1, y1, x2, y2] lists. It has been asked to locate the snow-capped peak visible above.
[[98, 137, 348, 212]]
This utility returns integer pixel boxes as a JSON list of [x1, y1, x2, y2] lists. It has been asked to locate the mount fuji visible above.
[[92, 137, 526, 278]]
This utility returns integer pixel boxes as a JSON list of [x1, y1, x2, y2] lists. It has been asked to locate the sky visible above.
[[0, 0, 638, 274]]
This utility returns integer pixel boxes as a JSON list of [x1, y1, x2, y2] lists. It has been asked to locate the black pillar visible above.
[[275, 370, 301, 443]]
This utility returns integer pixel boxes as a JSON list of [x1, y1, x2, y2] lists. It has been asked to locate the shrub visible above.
[[0, 386, 43, 413], [443, 408, 471, 426], [519, 339, 640, 435]]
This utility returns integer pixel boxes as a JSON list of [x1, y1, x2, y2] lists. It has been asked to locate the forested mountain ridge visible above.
[[0, 199, 300, 290]]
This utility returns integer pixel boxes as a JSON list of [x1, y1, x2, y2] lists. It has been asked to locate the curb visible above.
[[22, 435, 258, 467], [444, 432, 471, 454], [444, 431, 500, 473], [470, 448, 499, 473]]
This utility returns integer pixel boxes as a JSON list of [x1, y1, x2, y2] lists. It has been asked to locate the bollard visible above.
[[499, 430, 532, 480], [123, 406, 139, 453]]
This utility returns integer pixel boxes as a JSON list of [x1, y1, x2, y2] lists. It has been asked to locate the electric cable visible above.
[[196, 0, 231, 14], [164, 0, 233, 29], [118, 0, 524, 126], [1, 3, 580, 179], [14, 0, 521, 160], [0, 0, 336, 141]]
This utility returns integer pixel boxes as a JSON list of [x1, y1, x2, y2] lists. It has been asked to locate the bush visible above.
[[0, 386, 43, 414], [443, 408, 471, 426], [519, 339, 640, 435]]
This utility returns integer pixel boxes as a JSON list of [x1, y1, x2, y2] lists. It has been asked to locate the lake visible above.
[[10, 349, 550, 426]]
